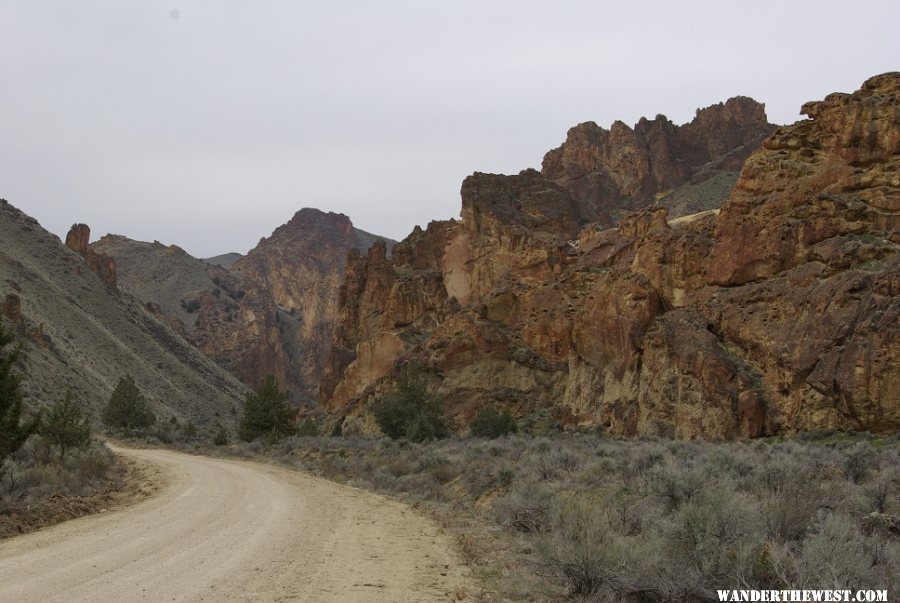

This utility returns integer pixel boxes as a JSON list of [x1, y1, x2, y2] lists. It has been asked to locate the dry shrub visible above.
[[431, 462, 459, 485], [493, 480, 555, 533], [219, 431, 900, 598], [387, 457, 416, 478], [772, 512, 899, 592]]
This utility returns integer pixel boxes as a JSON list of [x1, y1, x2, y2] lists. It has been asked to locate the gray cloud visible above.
[[1, 0, 897, 256]]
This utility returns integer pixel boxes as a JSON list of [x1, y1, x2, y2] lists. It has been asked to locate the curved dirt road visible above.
[[0, 447, 471, 602]]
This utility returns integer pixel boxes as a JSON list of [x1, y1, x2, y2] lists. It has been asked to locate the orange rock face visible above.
[[65, 224, 117, 289], [709, 73, 900, 286], [199, 209, 394, 399], [323, 74, 899, 439]]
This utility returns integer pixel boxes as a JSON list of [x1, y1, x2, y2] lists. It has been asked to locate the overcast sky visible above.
[[1, 1, 897, 257]]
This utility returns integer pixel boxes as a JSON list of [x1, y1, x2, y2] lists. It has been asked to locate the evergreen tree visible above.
[[181, 420, 197, 439], [101, 375, 155, 431], [0, 323, 40, 462], [212, 424, 229, 446], [470, 405, 518, 438], [41, 389, 91, 462], [373, 365, 448, 442], [238, 376, 295, 442]]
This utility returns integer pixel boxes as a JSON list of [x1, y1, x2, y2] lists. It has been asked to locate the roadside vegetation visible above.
[[200, 431, 898, 602], [123, 367, 898, 601], [0, 322, 129, 538], [238, 375, 295, 442], [0, 322, 40, 462], [101, 375, 155, 432], [6, 333, 898, 600]]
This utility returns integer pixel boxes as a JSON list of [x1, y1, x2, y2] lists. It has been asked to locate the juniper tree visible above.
[[212, 424, 229, 446], [238, 376, 295, 442], [41, 389, 91, 462], [0, 322, 40, 462], [101, 375, 155, 431], [470, 405, 518, 438], [373, 365, 448, 442]]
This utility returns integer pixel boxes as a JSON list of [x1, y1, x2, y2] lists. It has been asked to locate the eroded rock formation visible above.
[[323, 74, 899, 439], [65, 224, 117, 289], [542, 96, 776, 222]]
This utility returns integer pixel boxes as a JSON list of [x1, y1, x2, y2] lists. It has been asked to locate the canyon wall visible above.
[[95, 208, 394, 401], [323, 74, 899, 439]]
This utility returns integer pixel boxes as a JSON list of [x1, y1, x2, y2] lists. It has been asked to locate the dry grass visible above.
[[164, 431, 897, 601], [55, 427, 900, 600], [0, 437, 139, 539]]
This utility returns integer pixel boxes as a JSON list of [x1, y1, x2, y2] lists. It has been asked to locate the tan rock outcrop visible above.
[[323, 75, 899, 439], [65, 224, 117, 289], [709, 73, 900, 286]]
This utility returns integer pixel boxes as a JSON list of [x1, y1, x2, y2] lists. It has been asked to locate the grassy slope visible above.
[[92, 236, 222, 331], [0, 200, 247, 428]]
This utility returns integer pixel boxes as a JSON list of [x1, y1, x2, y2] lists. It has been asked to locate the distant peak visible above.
[[291, 207, 350, 221], [280, 207, 354, 233]]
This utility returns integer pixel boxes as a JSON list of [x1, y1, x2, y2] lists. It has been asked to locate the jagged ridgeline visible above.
[[36, 74, 898, 441], [323, 73, 899, 439], [0, 203, 247, 426], [91, 95, 776, 420]]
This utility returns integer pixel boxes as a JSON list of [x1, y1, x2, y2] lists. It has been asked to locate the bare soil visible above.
[[0, 446, 473, 602]]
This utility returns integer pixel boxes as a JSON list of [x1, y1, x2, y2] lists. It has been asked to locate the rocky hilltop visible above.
[[95, 208, 395, 401], [542, 96, 776, 222], [90, 234, 235, 339], [203, 252, 243, 269], [323, 74, 899, 439], [0, 201, 248, 425]]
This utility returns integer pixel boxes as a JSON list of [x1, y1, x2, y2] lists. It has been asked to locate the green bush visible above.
[[238, 375, 295, 442], [470, 405, 518, 438], [40, 390, 91, 462], [296, 418, 318, 437], [0, 322, 40, 462], [101, 375, 155, 431], [212, 424, 229, 446], [181, 420, 197, 439], [373, 366, 447, 442]]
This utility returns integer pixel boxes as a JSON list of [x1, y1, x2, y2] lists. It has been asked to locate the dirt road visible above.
[[0, 447, 471, 602]]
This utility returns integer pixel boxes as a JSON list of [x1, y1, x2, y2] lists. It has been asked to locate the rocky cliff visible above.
[[95, 208, 394, 401], [0, 201, 248, 425], [323, 74, 899, 439], [542, 96, 776, 223]]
